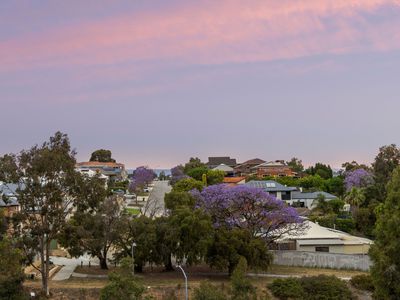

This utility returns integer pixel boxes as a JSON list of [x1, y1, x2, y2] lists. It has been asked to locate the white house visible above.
[[289, 191, 337, 209]]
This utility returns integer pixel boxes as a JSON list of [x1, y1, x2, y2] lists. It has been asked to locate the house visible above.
[[252, 160, 296, 178], [276, 220, 372, 254], [207, 156, 237, 169], [76, 161, 127, 181], [289, 191, 337, 209], [0, 182, 20, 217], [246, 180, 297, 201], [234, 158, 266, 176], [223, 176, 246, 186], [212, 164, 235, 176]]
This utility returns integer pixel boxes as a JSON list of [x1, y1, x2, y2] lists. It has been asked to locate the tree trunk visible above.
[[40, 236, 47, 296], [164, 254, 174, 271], [99, 257, 108, 270], [44, 239, 50, 296], [135, 264, 143, 273]]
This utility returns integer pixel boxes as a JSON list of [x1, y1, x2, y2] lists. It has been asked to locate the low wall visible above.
[[272, 250, 372, 271]]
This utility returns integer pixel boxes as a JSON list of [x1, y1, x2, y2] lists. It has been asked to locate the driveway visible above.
[[142, 180, 171, 217], [51, 255, 98, 281]]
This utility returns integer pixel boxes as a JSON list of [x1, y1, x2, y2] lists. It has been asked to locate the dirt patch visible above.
[[74, 266, 116, 276]]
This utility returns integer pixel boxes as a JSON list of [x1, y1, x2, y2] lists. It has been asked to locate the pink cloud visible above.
[[1, 0, 400, 71]]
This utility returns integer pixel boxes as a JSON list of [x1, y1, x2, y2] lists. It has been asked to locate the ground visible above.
[[24, 264, 371, 299]]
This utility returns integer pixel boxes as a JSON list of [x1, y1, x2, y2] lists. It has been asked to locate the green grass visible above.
[[125, 208, 141, 215]]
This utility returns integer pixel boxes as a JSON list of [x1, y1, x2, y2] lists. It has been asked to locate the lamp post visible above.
[[176, 265, 188, 300], [131, 242, 137, 275]]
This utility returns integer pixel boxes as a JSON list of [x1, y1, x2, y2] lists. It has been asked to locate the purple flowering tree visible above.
[[192, 184, 304, 244], [344, 168, 374, 191], [170, 165, 189, 185], [129, 166, 156, 193]]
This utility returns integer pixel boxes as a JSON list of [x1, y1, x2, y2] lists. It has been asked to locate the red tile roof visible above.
[[223, 177, 246, 184]]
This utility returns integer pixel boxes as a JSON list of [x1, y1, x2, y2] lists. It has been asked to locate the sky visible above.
[[1, 0, 400, 169]]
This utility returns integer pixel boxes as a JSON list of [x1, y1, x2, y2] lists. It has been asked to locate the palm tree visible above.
[[344, 187, 365, 214]]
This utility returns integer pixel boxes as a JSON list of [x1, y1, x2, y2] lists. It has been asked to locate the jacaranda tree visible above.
[[192, 184, 304, 243], [129, 166, 156, 193], [344, 168, 374, 192]]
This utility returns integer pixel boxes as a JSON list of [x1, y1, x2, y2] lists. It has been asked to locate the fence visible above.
[[272, 250, 372, 271]]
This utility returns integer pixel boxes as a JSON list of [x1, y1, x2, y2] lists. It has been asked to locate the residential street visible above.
[[143, 180, 171, 217]]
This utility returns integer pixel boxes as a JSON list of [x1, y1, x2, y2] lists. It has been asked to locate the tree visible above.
[[342, 161, 370, 172], [230, 257, 257, 300], [206, 227, 272, 274], [184, 157, 206, 174], [306, 163, 333, 179], [0, 239, 25, 300], [344, 187, 366, 213], [287, 157, 304, 173], [192, 184, 304, 243], [158, 170, 167, 181], [186, 166, 209, 181], [100, 257, 147, 300], [344, 169, 374, 192], [170, 165, 188, 185], [205, 170, 225, 186], [60, 186, 126, 270], [129, 166, 156, 193], [90, 149, 116, 162], [164, 191, 196, 211], [171, 177, 204, 193], [373, 144, 400, 202], [0, 132, 80, 296], [114, 216, 158, 273], [370, 166, 400, 299]]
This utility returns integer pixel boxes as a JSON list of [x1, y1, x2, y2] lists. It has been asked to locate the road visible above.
[[143, 180, 171, 217]]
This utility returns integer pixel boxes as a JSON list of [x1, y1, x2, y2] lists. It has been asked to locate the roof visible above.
[[223, 177, 246, 184], [279, 220, 373, 246], [251, 160, 288, 169], [207, 157, 237, 167], [0, 197, 19, 207], [77, 161, 125, 168], [213, 164, 234, 172], [292, 191, 337, 200], [246, 180, 297, 192], [238, 158, 266, 166]]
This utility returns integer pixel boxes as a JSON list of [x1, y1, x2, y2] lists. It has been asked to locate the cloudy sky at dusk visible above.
[[1, 0, 400, 168]]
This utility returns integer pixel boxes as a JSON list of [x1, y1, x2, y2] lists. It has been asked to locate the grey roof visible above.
[[0, 197, 19, 207], [0, 183, 19, 207], [292, 191, 337, 200], [207, 156, 237, 167], [246, 180, 297, 192], [0, 183, 18, 195]]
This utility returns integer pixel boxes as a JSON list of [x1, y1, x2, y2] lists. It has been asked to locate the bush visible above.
[[193, 281, 226, 300], [299, 275, 353, 300], [267, 275, 354, 300], [268, 278, 304, 300], [350, 274, 374, 292], [230, 257, 257, 300]]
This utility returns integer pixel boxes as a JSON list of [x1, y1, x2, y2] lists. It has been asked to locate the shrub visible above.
[[350, 274, 374, 292], [268, 278, 304, 300], [267, 275, 354, 300], [193, 281, 226, 300], [230, 257, 257, 300], [299, 275, 353, 300]]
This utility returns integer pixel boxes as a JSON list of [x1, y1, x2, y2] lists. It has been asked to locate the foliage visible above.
[[372, 144, 400, 202], [345, 187, 366, 210], [268, 278, 304, 300], [186, 166, 209, 181], [344, 169, 374, 191], [353, 206, 376, 238], [90, 149, 116, 162], [193, 281, 227, 300], [205, 170, 225, 185], [287, 157, 304, 173], [130, 166, 156, 193], [0, 132, 80, 295], [164, 191, 196, 210], [158, 170, 168, 181], [172, 178, 204, 192], [342, 161, 370, 172], [0, 239, 26, 300], [230, 257, 257, 300], [60, 188, 126, 270], [206, 228, 272, 274], [350, 274, 374, 292], [183, 157, 206, 174], [192, 184, 304, 242], [309, 214, 355, 233], [100, 257, 147, 300], [306, 163, 333, 179], [269, 275, 353, 300], [170, 165, 188, 185], [370, 166, 400, 299], [299, 275, 353, 300]]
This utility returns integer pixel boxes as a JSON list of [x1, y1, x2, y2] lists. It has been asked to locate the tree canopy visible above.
[[90, 149, 116, 162]]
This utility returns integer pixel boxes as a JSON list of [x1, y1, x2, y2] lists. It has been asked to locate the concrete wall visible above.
[[272, 250, 372, 271]]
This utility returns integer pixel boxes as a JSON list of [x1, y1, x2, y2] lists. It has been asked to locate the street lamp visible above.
[[131, 242, 137, 275], [176, 265, 188, 300]]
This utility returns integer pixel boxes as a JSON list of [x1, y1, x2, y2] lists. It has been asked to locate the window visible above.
[[281, 191, 291, 200], [315, 246, 329, 252]]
